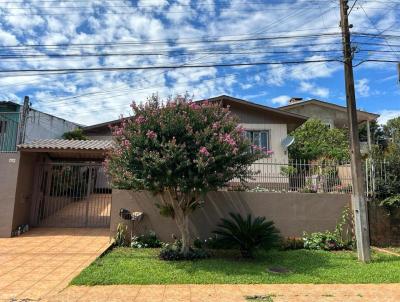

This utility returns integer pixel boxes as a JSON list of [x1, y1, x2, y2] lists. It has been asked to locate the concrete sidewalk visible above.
[[45, 284, 400, 302]]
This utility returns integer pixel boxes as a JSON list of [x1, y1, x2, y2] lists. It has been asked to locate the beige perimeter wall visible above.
[[111, 190, 350, 242]]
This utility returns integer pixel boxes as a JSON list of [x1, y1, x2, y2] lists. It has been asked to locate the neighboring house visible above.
[[0, 100, 78, 152], [82, 95, 308, 162], [0, 102, 20, 152], [279, 97, 379, 152]]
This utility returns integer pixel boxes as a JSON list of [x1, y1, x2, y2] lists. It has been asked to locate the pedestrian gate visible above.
[[31, 162, 111, 228]]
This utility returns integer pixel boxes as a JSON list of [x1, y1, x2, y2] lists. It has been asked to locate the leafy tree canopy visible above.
[[288, 119, 350, 162], [358, 120, 386, 149], [384, 116, 400, 144]]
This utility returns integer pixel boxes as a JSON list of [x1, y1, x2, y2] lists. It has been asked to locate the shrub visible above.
[[281, 237, 304, 250], [62, 128, 88, 140], [193, 236, 221, 249], [212, 213, 281, 258], [131, 231, 162, 248], [303, 231, 343, 251], [159, 241, 210, 261], [303, 207, 354, 251], [115, 223, 128, 247]]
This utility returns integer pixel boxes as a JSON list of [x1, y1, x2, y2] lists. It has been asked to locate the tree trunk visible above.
[[174, 207, 191, 256], [162, 191, 191, 256], [179, 214, 191, 256]]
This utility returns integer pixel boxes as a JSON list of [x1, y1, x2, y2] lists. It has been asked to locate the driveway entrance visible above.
[[32, 162, 112, 228], [0, 227, 111, 301]]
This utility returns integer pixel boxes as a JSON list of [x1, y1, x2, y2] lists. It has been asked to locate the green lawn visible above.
[[71, 248, 400, 285]]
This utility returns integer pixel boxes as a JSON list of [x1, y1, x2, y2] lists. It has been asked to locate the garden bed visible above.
[[71, 248, 400, 285]]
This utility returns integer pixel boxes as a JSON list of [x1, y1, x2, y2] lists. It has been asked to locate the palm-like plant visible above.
[[213, 213, 280, 258]]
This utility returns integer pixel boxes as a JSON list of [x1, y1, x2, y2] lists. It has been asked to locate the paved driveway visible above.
[[0, 228, 111, 301]]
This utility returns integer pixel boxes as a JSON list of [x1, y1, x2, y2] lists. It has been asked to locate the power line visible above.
[[0, 59, 343, 76], [35, 4, 329, 106], [357, 3, 400, 60], [0, 32, 344, 49]]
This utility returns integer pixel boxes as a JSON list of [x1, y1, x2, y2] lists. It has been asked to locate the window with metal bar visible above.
[[245, 130, 270, 152]]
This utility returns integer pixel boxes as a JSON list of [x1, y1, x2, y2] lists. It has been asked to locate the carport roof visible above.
[[18, 139, 113, 151]]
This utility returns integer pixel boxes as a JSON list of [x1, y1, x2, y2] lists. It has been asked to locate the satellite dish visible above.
[[281, 136, 295, 149]]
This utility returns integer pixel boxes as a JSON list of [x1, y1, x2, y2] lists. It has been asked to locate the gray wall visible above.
[[283, 103, 338, 128], [111, 190, 350, 242], [25, 109, 78, 142], [0, 152, 20, 237]]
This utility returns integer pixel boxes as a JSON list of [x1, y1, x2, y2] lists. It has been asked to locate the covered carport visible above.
[[5, 139, 113, 235]]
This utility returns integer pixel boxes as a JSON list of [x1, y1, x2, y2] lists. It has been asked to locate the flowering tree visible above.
[[105, 95, 261, 255]]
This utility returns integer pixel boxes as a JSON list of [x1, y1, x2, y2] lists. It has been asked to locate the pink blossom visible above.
[[212, 122, 219, 130], [189, 102, 201, 110], [130, 101, 138, 110], [146, 130, 157, 139], [102, 159, 110, 171], [112, 126, 124, 136], [252, 144, 262, 151], [135, 115, 146, 124], [220, 133, 236, 147], [199, 146, 210, 156], [122, 140, 130, 147], [235, 125, 245, 134]]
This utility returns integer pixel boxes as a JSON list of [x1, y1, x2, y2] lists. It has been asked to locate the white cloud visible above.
[[290, 56, 340, 81], [0, 28, 18, 45], [271, 95, 290, 106], [266, 65, 286, 86], [378, 110, 400, 125], [355, 79, 370, 97], [298, 82, 330, 99]]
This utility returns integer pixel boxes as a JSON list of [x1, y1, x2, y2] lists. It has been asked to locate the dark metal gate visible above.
[[31, 162, 111, 228]]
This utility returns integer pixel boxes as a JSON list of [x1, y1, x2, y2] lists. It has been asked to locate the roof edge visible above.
[[201, 95, 309, 121], [280, 99, 380, 119]]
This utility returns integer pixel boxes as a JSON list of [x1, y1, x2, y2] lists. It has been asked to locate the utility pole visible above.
[[339, 0, 371, 262], [18, 96, 30, 145]]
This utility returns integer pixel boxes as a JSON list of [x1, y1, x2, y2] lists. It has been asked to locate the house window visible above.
[[246, 130, 270, 151]]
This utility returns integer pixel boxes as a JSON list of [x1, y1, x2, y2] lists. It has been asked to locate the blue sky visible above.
[[0, 0, 399, 125]]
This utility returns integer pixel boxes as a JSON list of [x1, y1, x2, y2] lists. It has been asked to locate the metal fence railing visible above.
[[229, 159, 389, 195], [0, 112, 20, 152], [31, 162, 111, 228]]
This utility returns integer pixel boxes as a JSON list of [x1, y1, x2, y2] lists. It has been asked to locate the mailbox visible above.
[[119, 208, 132, 220]]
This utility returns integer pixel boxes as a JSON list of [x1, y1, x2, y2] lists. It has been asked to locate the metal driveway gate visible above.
[[31, 162, 111, 228]]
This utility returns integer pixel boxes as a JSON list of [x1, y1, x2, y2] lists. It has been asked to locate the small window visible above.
[[246, 130, 270, 151]]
